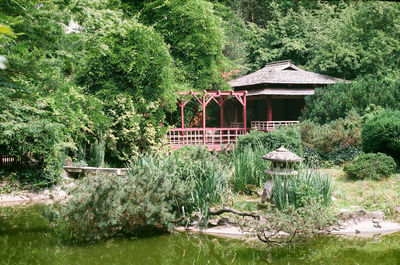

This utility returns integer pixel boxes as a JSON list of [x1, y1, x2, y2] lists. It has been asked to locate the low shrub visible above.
[[49, 154, 192, 242], [300, 111, 361, 154], [243, 202, 336, 244], [343, 153, 396, 180], [230, 145, 267, 194], [361, 109, 400, 161], [237, 126, 302, 156], [270, 171, 333, 210], [303, 146, 363, 168]]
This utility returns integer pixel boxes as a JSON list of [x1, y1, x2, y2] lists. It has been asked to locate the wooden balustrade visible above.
[[0, 154, 22, 169], [167, 128, 245, 150], [250, 121, 299, 131]]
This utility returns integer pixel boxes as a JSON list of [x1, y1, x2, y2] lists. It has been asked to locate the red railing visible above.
[[167, 128, 245, 150], [0, 154, 22, 169], [250, 121, 299, 131]]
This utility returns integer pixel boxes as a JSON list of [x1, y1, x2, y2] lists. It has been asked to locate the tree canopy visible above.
[[1, 0, 400, 183]]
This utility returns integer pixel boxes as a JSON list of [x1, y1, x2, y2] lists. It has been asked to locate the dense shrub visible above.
[[300, 112, 362, 167], [300, 111, 361, 153], [361, 109, 400, 161], [49, 148, 231, 242], [248, 202, 337, 244], [49, 154, 192, 242], [237, 126, 302, 156], [270, 171, 333, 210], [343, 153, 396, 180], [302, 75, 400, 124]]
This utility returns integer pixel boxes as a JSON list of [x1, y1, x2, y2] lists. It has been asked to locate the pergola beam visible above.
[[176, 90, 248, 142]]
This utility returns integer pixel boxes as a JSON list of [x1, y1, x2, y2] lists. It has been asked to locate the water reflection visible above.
[[1, 206, 400, 265]]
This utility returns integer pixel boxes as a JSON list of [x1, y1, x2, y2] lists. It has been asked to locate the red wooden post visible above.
[[243, 91, 247, 133], [202, 93, 206, 145], [180, 104, 185, 129], [267, 96, 272, 121], [220, 95, 224, 128]]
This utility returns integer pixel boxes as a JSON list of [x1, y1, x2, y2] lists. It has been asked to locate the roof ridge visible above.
[[265, 60, 292, 67]]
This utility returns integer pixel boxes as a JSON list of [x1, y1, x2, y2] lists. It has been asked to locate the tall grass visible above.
[[230, 145, 268, 194], [173, 146, 229, 218], [271, 170, 333, 210]]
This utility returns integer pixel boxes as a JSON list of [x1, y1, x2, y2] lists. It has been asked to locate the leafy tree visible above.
[[78, 20, 177, 162], [302, 75, 400, 124], [140, 0, 230, 90]]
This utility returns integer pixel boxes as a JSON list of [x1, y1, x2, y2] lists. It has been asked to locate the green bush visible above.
[[343, 153, 396, 180], [361, 109, 400, 161], [271, 171, 333, 210], [237, 126, 302, 156], [300, 112, 362, 167], [249, 202, 336, 244], [302, 75, 400, 124], [300, 111, 361, 154], [49, 154, 192, 242]]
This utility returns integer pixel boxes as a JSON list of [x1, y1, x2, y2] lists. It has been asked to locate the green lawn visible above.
[[321, 168, 400, 219]]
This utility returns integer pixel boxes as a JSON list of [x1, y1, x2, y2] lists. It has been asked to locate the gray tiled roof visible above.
[[229, 60, 346, 87]]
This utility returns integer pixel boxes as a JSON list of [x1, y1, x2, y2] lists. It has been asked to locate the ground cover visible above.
[[323, 168, 400, 220]]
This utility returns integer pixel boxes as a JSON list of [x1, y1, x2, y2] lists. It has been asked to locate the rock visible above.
[[372, 219, 380, 224], [207, 220, 218, 227], [369, 210, 384, 220], [261, 179, 274, 203], [218, 217, 234, 226], [338, 212, 351, 221], [355, 209, 368, 217]]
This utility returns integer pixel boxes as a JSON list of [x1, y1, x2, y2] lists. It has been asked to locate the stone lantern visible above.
[[261, 146, 302, 203]]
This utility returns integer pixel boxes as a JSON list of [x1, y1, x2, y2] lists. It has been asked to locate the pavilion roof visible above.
[[229, 60, 346, 88]]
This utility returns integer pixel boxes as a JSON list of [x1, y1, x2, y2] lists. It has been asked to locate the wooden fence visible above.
[[167, 127, 245, 150], [0, 154, 23, 169], [250, 121, 299, 131]]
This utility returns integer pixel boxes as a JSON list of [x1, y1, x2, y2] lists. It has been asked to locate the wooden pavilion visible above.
[[167, 60, 345, 150], [228, 60, 345, 131]]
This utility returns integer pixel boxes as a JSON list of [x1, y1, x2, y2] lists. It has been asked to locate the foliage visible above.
[[78, 20, 176, 163], [343, 153, 396, 181], [300, 112, 363, 167], [0, 94, 68, 185], [49, 154, 192, 242], [230, 145, 267, 194], [140, 0, 229, 91], [270, 171, 333, 210], [243, 1, 400, 80], [361, 109, 400, 161], [237, 126, 302, 156], [302, 75, 400, 124], [173, 146, 229, 219], [244, 202, 336, 244], [331, 168, 400, 217]]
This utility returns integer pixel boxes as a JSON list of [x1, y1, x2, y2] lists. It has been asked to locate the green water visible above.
[[1, 206, 400, 265]]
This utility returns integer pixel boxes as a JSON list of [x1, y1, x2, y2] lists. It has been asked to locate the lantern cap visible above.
[[262, 146, 302, 163]]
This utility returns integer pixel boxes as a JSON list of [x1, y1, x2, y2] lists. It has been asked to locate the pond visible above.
[[1, 205, 400, 265]]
